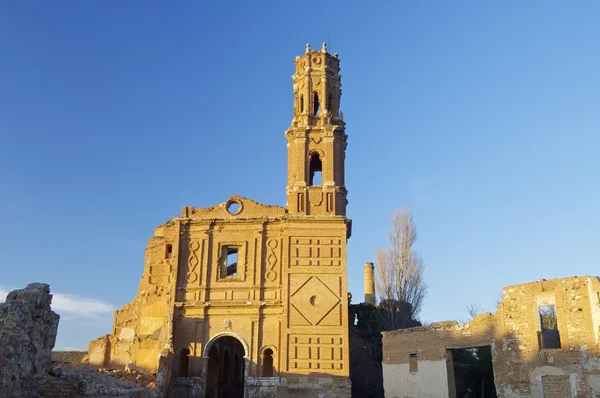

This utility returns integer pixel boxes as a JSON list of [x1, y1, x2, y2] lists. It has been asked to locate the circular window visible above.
[[309, 295, 319, 306], [226, 200, 242, 215]]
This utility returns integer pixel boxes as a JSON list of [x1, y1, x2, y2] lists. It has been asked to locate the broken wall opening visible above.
[[448, 346, 497, 398], [538, 304, 561, 349]]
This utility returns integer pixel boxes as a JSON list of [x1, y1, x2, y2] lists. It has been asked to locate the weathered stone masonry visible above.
[[0, 283, 60, 398], [382, 276, 600, 398]]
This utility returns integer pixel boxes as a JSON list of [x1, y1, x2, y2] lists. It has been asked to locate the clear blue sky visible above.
[[1, 2, 599, 351]]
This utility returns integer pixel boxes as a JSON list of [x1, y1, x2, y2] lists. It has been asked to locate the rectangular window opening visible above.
[[538, 304, 561, 349], [409, 353, 418, 374], [165, 244, 173, 259], [225, 247, 238, 277]]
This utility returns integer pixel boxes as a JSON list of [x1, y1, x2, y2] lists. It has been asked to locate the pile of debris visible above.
[[95, 366, 156, 389], [44, 363, 152, 397]]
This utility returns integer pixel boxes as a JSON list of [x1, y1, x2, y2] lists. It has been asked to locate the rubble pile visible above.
[[96, 366, 156, 389], [44, 364, 152, 397]]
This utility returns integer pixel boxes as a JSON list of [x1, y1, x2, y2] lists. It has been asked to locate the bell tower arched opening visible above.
[[313, 92, 320, 115], [309, 153, 323, 186]]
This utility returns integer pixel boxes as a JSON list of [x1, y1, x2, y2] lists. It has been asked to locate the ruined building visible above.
[[0, 283, 59, 397], [88, 43, 352, 397], [382, 276, 600, 398]]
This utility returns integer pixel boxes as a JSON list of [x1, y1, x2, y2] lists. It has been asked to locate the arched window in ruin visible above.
[[262, 348, 274, 377], [179, 348, 190, 377], [300, 95, 304, 113], [309, 153, 322, 186], [313, 92, 320, 115]]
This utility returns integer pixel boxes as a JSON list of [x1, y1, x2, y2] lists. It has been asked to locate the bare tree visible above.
[[466, 303, 484, 319], [539, 305, 558, 330], [375, 208, 427, 331], [457, 303, 484, 323]]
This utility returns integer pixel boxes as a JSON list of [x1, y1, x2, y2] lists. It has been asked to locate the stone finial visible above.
[[321, 42, 327, 53], [305, 43, 311, 53], [334, 52, 338, 58]]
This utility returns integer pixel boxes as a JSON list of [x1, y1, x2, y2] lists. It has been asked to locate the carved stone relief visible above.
[[288, 334, 344, 371], [290, 276, 341, 326], [187, 240, 200, 283], [290, 237, 342, 266], [266, 239, 279, 282]]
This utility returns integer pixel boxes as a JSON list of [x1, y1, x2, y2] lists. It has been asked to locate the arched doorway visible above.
[[261, 348, 274, 377], [205, 335, 246, 398]]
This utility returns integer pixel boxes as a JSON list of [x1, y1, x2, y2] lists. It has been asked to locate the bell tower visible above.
[[285, 42, 348, 216]]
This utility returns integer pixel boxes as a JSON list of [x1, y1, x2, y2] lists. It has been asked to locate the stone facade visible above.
[[381, 276, 600, 398], [88, 43, 351, 397], [0, 283, 60, 398]]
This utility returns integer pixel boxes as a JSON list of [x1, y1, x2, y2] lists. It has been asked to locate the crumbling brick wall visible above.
[[382, 276, 600, 398], [542, 375, 571, 398], [88, 221, 179, 373]]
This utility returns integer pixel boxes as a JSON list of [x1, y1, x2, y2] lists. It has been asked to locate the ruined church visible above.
[[88, 43, 352, 397]]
